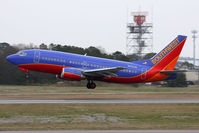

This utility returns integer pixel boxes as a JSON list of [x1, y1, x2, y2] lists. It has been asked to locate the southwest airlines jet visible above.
[[7, 35, 187, 89]]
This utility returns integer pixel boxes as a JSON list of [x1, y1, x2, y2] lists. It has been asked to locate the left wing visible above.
[[82, 67, 126, 77]]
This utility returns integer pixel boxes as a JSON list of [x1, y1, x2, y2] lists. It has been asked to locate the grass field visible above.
[[0, 85, 199, 130], [0, 85, 199, 93], [0, 104, 199, 130], [0, 85, 199, 99]]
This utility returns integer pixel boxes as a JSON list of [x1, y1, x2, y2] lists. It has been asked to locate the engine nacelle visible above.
[[60, 68, 82, 81]]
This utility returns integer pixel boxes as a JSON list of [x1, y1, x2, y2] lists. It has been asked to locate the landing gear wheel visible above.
[[90, 82, 96, 89], [87, 82, 91, 89], [86, 80, 96, 89]]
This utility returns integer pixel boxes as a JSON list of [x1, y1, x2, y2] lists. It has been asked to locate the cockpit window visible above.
[[17, 51, 27, 56]]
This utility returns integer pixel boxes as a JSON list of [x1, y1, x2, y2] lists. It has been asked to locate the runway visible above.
[[1, 130, 199, 133], [0, 98, 199, 104]]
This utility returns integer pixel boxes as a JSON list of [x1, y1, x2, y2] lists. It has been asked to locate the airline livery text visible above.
[[152, 38, 180, 64]]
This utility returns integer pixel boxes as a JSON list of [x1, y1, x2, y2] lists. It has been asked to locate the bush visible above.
[[165, 73, 187, 87]]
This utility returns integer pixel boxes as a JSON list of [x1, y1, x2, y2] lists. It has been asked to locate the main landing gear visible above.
[[87, 80, 96, 89]]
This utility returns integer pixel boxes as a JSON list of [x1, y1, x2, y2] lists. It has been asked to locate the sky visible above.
[[0, 0, 199, 58]]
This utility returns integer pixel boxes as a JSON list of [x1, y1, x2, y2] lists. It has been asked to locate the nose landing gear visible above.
[[87, 80, 96, 89]]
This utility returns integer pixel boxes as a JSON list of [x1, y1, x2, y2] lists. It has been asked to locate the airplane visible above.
[[7, 35, 187, 89]]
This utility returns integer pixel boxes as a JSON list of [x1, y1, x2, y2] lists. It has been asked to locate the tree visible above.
[[181, 61, 194, 70], [143, 53, 156, 60], [85, 46, 103, 57], [0, 44, 26, 84], [112, 51, 129, 61], [39, 43, 48, 49], [0, 42, 9, 49], [127, 54, 140, 61], [165, 73, 187, 87]]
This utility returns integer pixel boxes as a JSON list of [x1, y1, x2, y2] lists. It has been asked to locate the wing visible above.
[[82, 67, 126, 77]]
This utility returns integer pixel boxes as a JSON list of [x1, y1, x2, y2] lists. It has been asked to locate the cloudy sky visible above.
[[0, 0, 198, 58]]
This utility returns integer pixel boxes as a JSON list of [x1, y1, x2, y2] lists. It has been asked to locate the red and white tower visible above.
[[126, 11, 153, 58]]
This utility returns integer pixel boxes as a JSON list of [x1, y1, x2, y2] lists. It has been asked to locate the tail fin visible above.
[[150, 35, 187, 71]]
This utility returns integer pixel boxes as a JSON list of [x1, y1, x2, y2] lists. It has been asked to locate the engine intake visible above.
[[61, 68, 82, 81]]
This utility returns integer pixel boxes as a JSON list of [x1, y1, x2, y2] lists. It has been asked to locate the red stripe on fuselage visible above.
[[18, 63, 65, 74]]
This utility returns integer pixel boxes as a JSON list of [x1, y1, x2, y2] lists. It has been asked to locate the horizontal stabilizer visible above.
[[160, 70, 187, 74]]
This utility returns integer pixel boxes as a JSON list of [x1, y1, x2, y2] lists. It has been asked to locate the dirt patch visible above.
[[162, 115, 199, 120], [0, 114, 122, 124]]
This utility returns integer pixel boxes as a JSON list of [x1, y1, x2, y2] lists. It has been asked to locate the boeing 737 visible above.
[[7, 35, 187, 89]]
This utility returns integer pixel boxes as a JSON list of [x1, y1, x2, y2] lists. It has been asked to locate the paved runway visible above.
[[0, 99, 199, 104], [1, 130, 199, 133]]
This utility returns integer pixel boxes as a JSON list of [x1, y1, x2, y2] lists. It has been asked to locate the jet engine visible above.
[[60, 68, 82, 81]]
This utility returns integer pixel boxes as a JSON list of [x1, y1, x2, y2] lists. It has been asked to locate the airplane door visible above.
[[82, 61, 87, 70], [141, 68, 147, 80], [33, 50, 40, 63]]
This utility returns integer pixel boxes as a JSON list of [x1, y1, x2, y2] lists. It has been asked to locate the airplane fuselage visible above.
[[8, 49, 159, 83]]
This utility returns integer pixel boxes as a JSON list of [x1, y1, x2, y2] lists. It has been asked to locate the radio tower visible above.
[[126, 11, 153, 58], [192, 30, 197, 68]]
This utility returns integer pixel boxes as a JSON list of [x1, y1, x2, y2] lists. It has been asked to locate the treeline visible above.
[[0, 42, 190, 87], [45, 43, 156, 61]]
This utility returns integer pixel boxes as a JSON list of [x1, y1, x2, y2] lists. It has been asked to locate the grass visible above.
[[0, 85, 199, 94], [0, 85, 199, 99], [0, 85, 199, 130], [0, 104, 199, 130]]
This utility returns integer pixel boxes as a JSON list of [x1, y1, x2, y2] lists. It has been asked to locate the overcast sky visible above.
[[0, 0, 199, 58]]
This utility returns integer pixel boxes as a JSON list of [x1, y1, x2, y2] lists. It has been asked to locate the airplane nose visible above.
[[6, 55, 12, 62], [6, 55, 18, 65]]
